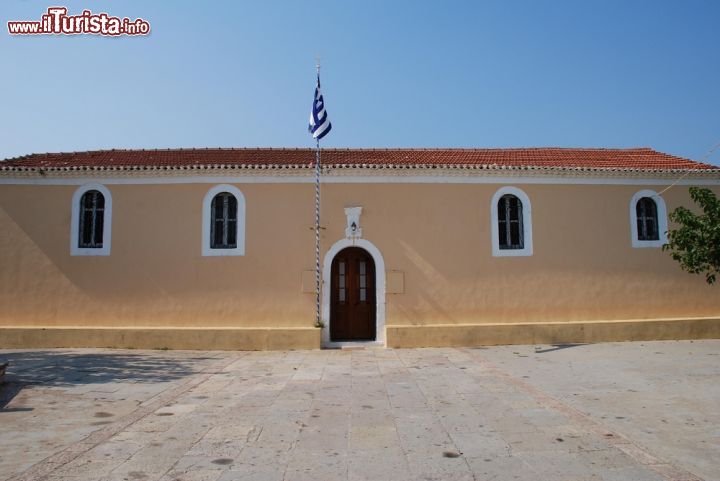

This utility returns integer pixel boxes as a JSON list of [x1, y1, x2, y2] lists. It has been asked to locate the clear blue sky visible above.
[[2, 1, 719, 165]]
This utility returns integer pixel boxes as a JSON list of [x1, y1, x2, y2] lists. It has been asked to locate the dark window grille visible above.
[[498, 194, 524, 250], [210, 193, 238, 249], [78, 190, 104, 248], [636, 197, 659, 241]]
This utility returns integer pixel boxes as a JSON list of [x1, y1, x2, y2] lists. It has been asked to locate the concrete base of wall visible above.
[[1, 318, 718, 351], [0, 326, 322, 351], [386, 317, 720, 348]]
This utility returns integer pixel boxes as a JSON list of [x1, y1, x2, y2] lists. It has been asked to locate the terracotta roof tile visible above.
[[1, 147, 716, 172]]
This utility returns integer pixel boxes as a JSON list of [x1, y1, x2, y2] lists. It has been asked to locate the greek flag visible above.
[[308, 75, 332, 140]]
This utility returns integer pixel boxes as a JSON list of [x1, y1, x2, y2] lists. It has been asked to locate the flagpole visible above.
[[314, 138, 322, 328], [314, 63, 322, 329]]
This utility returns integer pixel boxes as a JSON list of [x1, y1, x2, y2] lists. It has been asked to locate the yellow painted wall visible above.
[[0, 181, 718, 333]]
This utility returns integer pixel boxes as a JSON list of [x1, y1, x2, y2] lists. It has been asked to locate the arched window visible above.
[[630, 190, 668, 248], [636, 197, 659, 241], [211, 192, 238, 249], [491, 186, 533, 257], [497, 194, 524, 250], [70, 183, 112, 256], [79, 190, 105, 248], [202, 184, 245, 256]]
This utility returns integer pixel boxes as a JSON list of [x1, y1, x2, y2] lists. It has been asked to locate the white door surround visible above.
[[321, 238, 386, 348]]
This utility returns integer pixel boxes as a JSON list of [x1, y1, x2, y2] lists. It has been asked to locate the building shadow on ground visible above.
[[0, 350, 215, 409], [533, 343, 585, 354]]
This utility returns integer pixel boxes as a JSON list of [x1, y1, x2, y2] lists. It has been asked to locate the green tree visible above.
[[663, 187, 720, 284]]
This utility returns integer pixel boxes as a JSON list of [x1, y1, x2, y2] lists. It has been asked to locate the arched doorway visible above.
[[330, 247, 377, 342]]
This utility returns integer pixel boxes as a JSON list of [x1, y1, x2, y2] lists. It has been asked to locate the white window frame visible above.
[[202, 184, 245, 256], [70, 183, 112, 256], [630, 189, 668, 248], [491, 186, 533, 257]]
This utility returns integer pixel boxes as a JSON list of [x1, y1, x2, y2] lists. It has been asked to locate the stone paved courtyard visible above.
[[0, 340, 718, 481]]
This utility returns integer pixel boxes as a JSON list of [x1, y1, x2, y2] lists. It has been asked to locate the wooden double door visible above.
[[330, 247, 376, 341]]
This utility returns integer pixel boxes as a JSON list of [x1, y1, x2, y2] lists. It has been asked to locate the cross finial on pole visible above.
[[315, 56, 321, 75]]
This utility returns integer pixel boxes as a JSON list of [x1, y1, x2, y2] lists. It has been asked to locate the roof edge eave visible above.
[[1, 164, 719, 180]]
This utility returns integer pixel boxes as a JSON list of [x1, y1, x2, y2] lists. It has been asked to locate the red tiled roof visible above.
[[1, 147, 717, 172]]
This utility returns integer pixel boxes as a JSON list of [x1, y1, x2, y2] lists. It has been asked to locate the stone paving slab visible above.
[[0, 341, 717, 481]]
